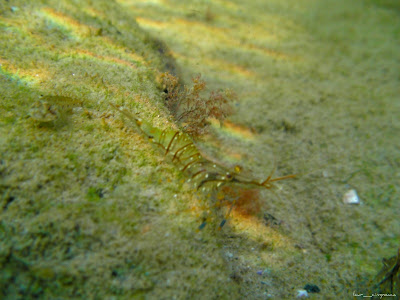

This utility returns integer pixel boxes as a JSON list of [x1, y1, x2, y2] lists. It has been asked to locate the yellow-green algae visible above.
[[1, 0, 399, 299]]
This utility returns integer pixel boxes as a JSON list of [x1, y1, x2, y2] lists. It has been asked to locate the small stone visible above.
[[342, 189, 360, 204], [296, 289, 308, 298]]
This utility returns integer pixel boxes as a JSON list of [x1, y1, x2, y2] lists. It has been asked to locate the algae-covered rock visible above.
[[1, 0, 400, 299]]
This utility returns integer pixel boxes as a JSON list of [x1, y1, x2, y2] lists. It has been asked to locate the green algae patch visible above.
[[1, 0, 400, 299], [0, 0, 239, 299]]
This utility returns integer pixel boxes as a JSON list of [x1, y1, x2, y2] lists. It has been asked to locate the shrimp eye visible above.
[[226, 173, 232, 180]]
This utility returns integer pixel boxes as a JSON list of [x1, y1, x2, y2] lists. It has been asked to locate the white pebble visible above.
[[342, 189, 360, 205], [296, 290, 308, 298]]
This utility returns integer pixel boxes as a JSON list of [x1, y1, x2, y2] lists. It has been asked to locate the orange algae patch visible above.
[[135, 17, 167, 30], [218, 186, 262, 218], [222, 120, 255, 141], [41, 8, 95, 38], [70, 49, 139, 69], [0, 58, 51, 84]]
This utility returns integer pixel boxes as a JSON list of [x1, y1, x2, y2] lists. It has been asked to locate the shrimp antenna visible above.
[[260, 158, 296, 189]]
